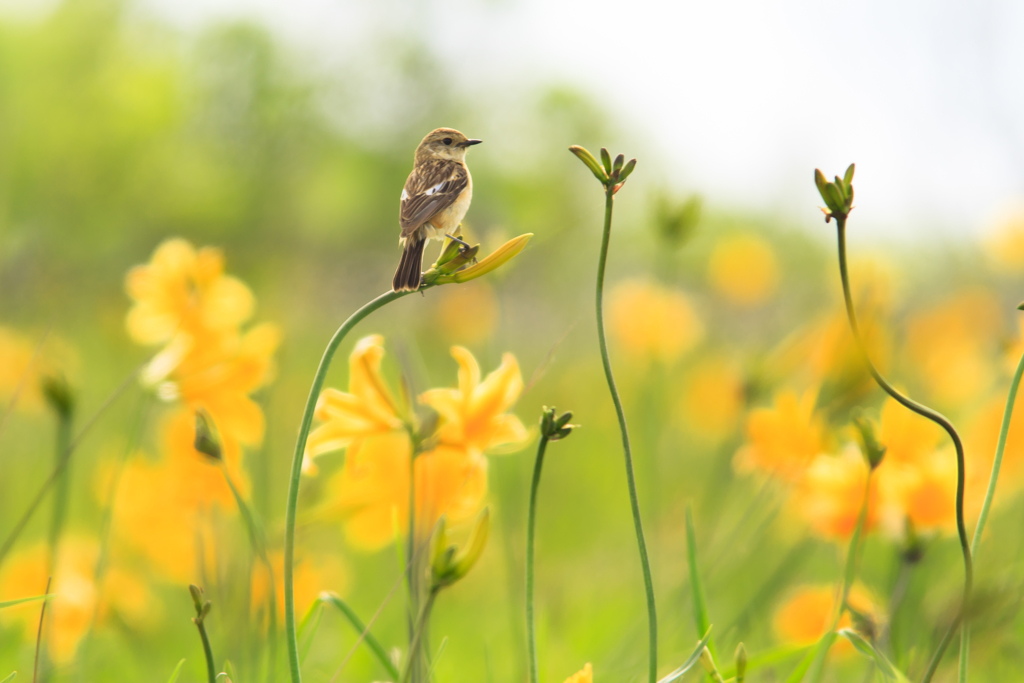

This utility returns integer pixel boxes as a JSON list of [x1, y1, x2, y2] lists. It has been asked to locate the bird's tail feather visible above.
[[393, 237, 427, 292]]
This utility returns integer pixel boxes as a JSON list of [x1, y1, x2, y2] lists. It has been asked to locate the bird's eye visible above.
[[443, 138, 453, 146]]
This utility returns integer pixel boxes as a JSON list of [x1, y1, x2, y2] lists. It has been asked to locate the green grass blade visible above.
[[685, 504, 714, 659], [166, 659, 186, 683], [658, 627, 713, 683], [320, 592, 400, 681], [424, 636, 449, 682], [783, 632, 836, 683], [0, 672, 16, 683], [0, 595, 51, 610], [838, 629, 909, 682]]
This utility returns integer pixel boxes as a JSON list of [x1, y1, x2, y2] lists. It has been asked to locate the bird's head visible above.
[[415, 128, 482, 162]]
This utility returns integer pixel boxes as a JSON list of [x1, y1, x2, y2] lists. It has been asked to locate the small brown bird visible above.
[[392, 128, 482, 292]]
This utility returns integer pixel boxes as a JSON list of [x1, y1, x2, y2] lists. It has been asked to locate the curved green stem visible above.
[[283, 289, 408, 683], [835, 219, 971, 683], [526, 434, 551, 683], [595, 188, 658, 683], [958, 347, 1024, 681], [196, 617, 217, 683]]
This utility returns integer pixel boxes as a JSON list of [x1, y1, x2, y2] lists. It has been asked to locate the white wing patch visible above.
[[401, 188, 409, 201], [424, 181, 445, 196]]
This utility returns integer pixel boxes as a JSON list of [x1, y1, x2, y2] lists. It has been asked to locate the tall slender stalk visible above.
[[957, 347, 1024, 681], [47, 409, 73, 573], [834, 218, 971, 683], [595, 187, 658, 683], [283, 289, 407, 683], [526, 433, 551, 683]]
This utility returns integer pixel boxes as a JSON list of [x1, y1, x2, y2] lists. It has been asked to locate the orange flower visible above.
[[304, 335, 404, 475], [795, 447, 877, 540], [878, 451, 960, 534], [773, 583, 880, 655], [0, 538, 155, 663], [420, 346, 528, 456], [324, 432, 487, 551], [678, 355, 744, 442], [251, 550, 348, 621], [734, 388, 825, 480], [707, 233, 779, 306], [563, 663, 594, 683], [608, 278, 704, 365], [125, 238, 254, 348], [878, 397, 944, 466]]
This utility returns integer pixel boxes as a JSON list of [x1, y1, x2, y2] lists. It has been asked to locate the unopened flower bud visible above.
[[600, 147, 612, 174], [194, 410, 222, 461], [569, 145, 609, 184], [617, 158, 637, 182], [612, 153, 625, 176], [540, 406, 576, 441], [813, 164, 856, 222], [430, 508, 491, 590], [851, 413, 886, 470], [735, 643, 747, 683], [426, 234, 531, 286], [41, 373, 75, 421]]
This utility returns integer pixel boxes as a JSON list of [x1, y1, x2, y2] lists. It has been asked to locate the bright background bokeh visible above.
[[2, 1, 1024, 682]]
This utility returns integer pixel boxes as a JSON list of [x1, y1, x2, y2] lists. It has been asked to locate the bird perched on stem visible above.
[[393, 128, 483, 292]]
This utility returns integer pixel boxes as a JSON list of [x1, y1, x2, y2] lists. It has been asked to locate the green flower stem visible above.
[[284, 289, 409, 683], [401, 587, 439, 683], [47, 409, 73, 572], [958, 347, 1024, 681], [526, 433, 551, 683], [835, 218, 971, 683], [595, 187, 658, 683], [196, 617, 217, 683]]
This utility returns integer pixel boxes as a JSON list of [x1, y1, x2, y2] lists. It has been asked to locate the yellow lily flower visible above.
[[420, 346, 528, 456], [563, 663, 593, 683], [734, 387, 826, 480], [304, 335, 404, 475]]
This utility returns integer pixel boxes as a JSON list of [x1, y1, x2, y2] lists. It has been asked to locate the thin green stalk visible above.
[[526, 434, 551, 683], [595, 187, 657, 683], [283, 290, 407, 683], [958, 347, 1024, 681], [196, 619, 216, 683], [401, 588, 439, 683], [835, 219, 971, 683], [47, 411, 73, 573], [320, 593, 400, 681]]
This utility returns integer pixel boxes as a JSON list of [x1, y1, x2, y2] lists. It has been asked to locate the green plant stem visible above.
[[320, 593, 400, 681], [595, 187, 657, 683], [526, 434, 551, 683], [401, 588, 438, 683], [195, 617, 217, 683], [835, 219, 972, 683], [957, 347, 1024, 681], [47, 411, 73, 573], [283, 289, 408, 683]]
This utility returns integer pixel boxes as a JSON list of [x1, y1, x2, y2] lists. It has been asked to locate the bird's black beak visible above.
[[458, 139, 483, 148]]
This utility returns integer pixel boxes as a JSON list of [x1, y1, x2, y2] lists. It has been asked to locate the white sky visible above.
[[18, 0, 1024, 241]]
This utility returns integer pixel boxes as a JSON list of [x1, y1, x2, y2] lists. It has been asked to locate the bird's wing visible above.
[[399, 160, 469, 237]]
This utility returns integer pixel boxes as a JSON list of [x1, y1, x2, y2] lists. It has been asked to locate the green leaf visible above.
[[838, 629, 910, 682], [658, 627, 713, 683], [686, 504, 714, 659], [165, 659, 185, 683], [0, 594, 52, 609]]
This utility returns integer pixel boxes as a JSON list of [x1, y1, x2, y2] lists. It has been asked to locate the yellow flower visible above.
[[965, 395, 1024, 496], [903, 290, 1000, 407], [304, 335, 404, 475], [678, 355, 744, 442], [734, 387, 825, 480], [608, 278, 703, 365], [794, 447, 877, 540], [434, 281, 499, 344], [877, 450, 960, 534], [773, 583, 880, 655], [0, 537, 156, 663], [125, 238, 254, 347], [324, 432, 487, 551], [0, 327, 78, 414], [420, 346, 528, 456], [563, 663, 593, 683], [707, 233, 779, 306], [251, 550, 348, 621], [878, 397, 943, 466], [984, 208, 1024, 272]]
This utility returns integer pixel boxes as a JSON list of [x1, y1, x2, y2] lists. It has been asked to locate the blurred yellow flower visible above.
[[903, 290, 1000, 407], [984, 208, 1024, 272], [0, 327, 78, 414], [773, 583, 880, 655], [125, 238, 254, 348], [324, 433, 487, 551], [707, 233, 779, 306], [0, 537, 155, 663], [678, 355, 744, 442], [965, 395, 1024, 497], [250, 550, 348, 621], [877, 450, 960, 534], [420, 346, 528, 456], [878, 397, 943, 466], [305, 335, 404, 475], [734, 387, 825, 480], [608, 278, 704, 365], [434, 281, 499, 344], [563, 663, 593, 683], [795, 447, 877, 540]]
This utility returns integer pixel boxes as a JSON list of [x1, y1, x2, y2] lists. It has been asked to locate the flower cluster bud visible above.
[[429, 508, 491, 591], [189, 584, 212, 624], [569, 145, 637, 193], [194, 410, 223, 461], [41, 373, 75, 421], [540, 406, 576, 442], [851, 412, 886, 470], [814, 163, 855, 223]]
